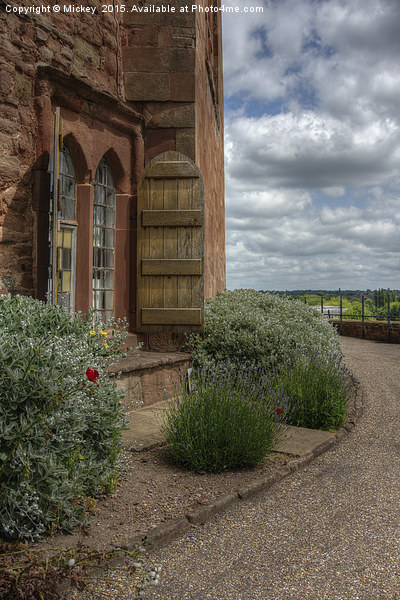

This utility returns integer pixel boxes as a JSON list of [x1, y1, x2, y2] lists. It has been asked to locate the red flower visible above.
[[86, 367, 99, 384], [276, 408, 282, 415]]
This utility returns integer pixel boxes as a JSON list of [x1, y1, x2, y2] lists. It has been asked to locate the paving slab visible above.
[[274, 425, 336, 456], [122, 401, 169, 450], [122, 400, 336, 456]]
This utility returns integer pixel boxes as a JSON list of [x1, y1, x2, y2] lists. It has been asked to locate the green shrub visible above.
[[0, 294, 128, 541], [162, 364, 288, 473], [277, 350, 356, 430], [189, 289, 342, 373]]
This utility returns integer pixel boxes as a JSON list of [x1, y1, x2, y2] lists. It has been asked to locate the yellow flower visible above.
[[89, 330, 96, 335], [104, 343, 109, 349], [100, 330, 107, 335]]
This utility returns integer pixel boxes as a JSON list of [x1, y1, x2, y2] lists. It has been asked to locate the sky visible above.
[[221, 0, 400, 291]]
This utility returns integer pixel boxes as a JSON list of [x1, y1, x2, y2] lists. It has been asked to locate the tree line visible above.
[[262, 289, 400, 319]]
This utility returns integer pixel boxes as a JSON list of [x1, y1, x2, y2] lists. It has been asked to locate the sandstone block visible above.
[[0, 155, 20, 183], [141, 363, 184, 405], [53, 53, 72, 71], [122, 47, 195, 73], [157, 27, 172, 47], [0, 133, 12, 153], [125, 72, 170, 101], [14, 73, 33, 106], [148, 103, 195, 128], [0, 71, 12, 95], [128, 27, 158, 47], [73, 37, 101, 67], [80, 24, 103, 47], [117, 373, 143, 410], [170, 72, 195, 101], [176, 128, 195, 159], [35, 27, 49, 43], [172, 32, 195, 48], [145, 129, 176, 159], [61, 46, 73, 61], [3, 186, 29, 213], [123, 7, 193, 28], [39, 47, 54, 63]]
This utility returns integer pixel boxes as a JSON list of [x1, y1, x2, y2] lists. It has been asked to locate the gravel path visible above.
[[142, 337, 400, 600]]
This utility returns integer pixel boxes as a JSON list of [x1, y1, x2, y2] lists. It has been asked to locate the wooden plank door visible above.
[[137, 151, 204, 333]]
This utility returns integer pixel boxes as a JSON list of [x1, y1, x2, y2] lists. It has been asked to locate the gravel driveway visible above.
[[142, 337, 400, 600]]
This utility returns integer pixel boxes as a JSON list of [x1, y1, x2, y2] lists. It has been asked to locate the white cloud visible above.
[[222, 0, 400, 290], [226, 112, 400, 189]]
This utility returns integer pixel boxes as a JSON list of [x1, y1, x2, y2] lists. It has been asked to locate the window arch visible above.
[[93, 157, 115, 322], [47, 144, 77, 313]]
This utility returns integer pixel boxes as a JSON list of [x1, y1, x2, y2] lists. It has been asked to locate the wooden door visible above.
[[137, 151, 204, 333]]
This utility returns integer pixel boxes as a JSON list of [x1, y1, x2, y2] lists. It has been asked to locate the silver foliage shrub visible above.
[[0, 295, 127, 541], [190, 289, 341, 371]]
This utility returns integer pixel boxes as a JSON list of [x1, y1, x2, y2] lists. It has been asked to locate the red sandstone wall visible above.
[[1, 0, 225, 337], [0, 0, 127, 296], [122, 1, 196, 161], [331, 320, 400, 343], [122, 0, 226, 299], [194, 3, 225, 297]]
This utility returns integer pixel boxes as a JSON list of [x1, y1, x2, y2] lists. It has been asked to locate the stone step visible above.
[[108, 349, 191, 411]]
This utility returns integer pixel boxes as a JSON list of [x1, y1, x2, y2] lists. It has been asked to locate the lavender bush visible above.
[[162, 364, 289, 473], [276, 350, 357, 430], [187, 289, 354, 435]]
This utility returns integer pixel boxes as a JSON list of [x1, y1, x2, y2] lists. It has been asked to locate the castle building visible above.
[[0, 0, 225, 348]]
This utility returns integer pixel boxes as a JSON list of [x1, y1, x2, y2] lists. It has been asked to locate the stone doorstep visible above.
[[122, 399, 337, 455]]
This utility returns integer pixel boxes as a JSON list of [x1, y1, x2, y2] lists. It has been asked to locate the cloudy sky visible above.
[[222, 0, 400, 291]]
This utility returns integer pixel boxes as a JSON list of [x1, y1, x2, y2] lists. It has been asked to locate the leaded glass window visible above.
[[93, 158, 115, 322], [47, 145, 77, 313]]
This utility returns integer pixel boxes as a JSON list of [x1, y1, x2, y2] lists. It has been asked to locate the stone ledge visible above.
[[109, 350, 191, 375]]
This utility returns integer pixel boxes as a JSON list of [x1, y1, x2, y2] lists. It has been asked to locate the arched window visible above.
[[93, 157, 115, 322], [47, 145, 77, 313]]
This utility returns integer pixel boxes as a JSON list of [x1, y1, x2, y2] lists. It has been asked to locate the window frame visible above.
[[47, 145, 77, 313], [92, 157, 116, 322]]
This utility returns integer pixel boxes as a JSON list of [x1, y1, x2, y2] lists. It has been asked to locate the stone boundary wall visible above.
[[330, 319, 400, 343]]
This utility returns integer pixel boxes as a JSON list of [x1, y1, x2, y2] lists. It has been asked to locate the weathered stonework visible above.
[[0, 0, 225, 342], [122, 0, 225, 298]]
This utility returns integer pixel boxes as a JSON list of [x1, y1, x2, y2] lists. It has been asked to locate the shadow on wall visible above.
[[0, 163, 41, 297]]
